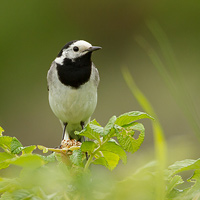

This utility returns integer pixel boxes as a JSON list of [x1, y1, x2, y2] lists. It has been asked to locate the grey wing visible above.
[[47, 61, 57, 91], [92, 63, 100, 87]]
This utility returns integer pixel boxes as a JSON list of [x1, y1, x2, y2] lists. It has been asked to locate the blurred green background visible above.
[[1, 0, 200, 166]]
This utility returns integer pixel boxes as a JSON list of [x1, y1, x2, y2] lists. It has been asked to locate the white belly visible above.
[[49, 79, 97, 124]]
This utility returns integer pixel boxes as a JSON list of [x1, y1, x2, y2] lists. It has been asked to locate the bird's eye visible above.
[[73, 46, 79, 52]]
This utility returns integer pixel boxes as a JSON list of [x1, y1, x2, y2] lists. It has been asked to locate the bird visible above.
[[47, 40, 101, 144]]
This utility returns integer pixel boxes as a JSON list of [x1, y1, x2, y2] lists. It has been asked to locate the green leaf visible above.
[[89, 124, 104, 136], [0, 177, 19, 194], [21, 145, 36, 154], [0, 192, 13, 200], [70, 149, 83, 166], [101, 151, 120, 171], [0, 154, 46, 170], [166, 175, 184, 196], [12, 189, 33, 200], [115, 111, 153, 127], [116, 122, 145, 153], [10, 154, 46, 169], [89, 119, 104, 137], [0, 136, 13, 152], [75, 120, 101, 141], [93, 153, 120, 171], [10, 137, 23, 154], [90, 119, 101, 126], [0, 152, 15, 169], [167, 163, 200, 198], [41, 152, 56, 163], [81, 141, 98, 153], [0, 152, 15, 160], [0, 127, 4, 136], [100, 141, 127, 164], [0, 162, 10, 170], [103, 116, 117, 137], [179, 170, 200, 199], [93, 157, 108, 168], [168, 158, 200, 175], [188, 169, 200, 182]]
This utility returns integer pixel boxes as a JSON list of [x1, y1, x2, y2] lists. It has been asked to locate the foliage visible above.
[[0, 114, 200, 200], [0, 109, 200, 199], [0, 111, 154, 199], [105, 159, 200, 200]]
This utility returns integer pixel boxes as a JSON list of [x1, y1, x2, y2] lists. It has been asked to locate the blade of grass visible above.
[[136, 20, 200, 141], [147, 20, 180, 79], [122, 67, 167, 200], [148, 19, 200, 121]]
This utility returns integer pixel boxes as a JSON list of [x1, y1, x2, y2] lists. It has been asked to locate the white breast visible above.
[[47, 62, 99, 126]]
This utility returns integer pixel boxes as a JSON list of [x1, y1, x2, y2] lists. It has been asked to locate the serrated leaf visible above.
[[180, 170, 200, 199], [21, 145, 36, 154], [100, 141, 127, 164], [88, 119, 103, 136], [0, 136, 13, 152], [169, 159, 200, 175], [0, 192, 13, 200], [90, 119, 101, 126], [0, 127, 4, 136], [42, 152, 56, 162], [0, 152, 15, 160], [81, 141, 98, 153], [115, 111, 153, 127], [10, 154, 46, 168], [0, 178, 19, 194], [0, 152, 15, 169], [188, 169, 200, 182], [116, 122, 145, 153], [11, 137, 23, 154], [75, 120, 101, 141], [103, 116, 117, 137], [166, 175, 184, 196], [130, 122, 145, 134], [101, 151, 120, 171], [41, 152, 56, 163], [93, 157, 108, 168], [89, 124, 104, 136], [12, 189, 32, 200], [70, 149, 83, 166]]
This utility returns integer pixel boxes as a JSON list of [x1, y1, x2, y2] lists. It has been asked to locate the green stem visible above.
[[84, 153, 94, 172], [84, 137, 110, 171]]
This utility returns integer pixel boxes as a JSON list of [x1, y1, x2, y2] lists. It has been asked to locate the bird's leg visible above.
[[80, 121, 88, 160], [80, 121, 86, 142], [80, 121, 85, 142], [80, 121, 84, 130], [62, 122, 68, 141]]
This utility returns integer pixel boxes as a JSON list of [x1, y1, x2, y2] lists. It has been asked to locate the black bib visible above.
[[57, 53, 92, 89]]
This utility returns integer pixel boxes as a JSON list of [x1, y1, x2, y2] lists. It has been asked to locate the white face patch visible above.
[[73, 40, 92, 51], [55, 55, 65, 65], [55, 40, 92, 64]]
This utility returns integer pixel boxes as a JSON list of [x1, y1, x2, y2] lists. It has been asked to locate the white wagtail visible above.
[[47, 40, 101, 143]]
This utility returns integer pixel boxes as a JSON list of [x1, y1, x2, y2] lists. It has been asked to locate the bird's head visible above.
[[55, 40, 101, 65]]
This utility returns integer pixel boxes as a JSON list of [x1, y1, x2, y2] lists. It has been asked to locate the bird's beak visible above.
[[86, 46, 102, 52]]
